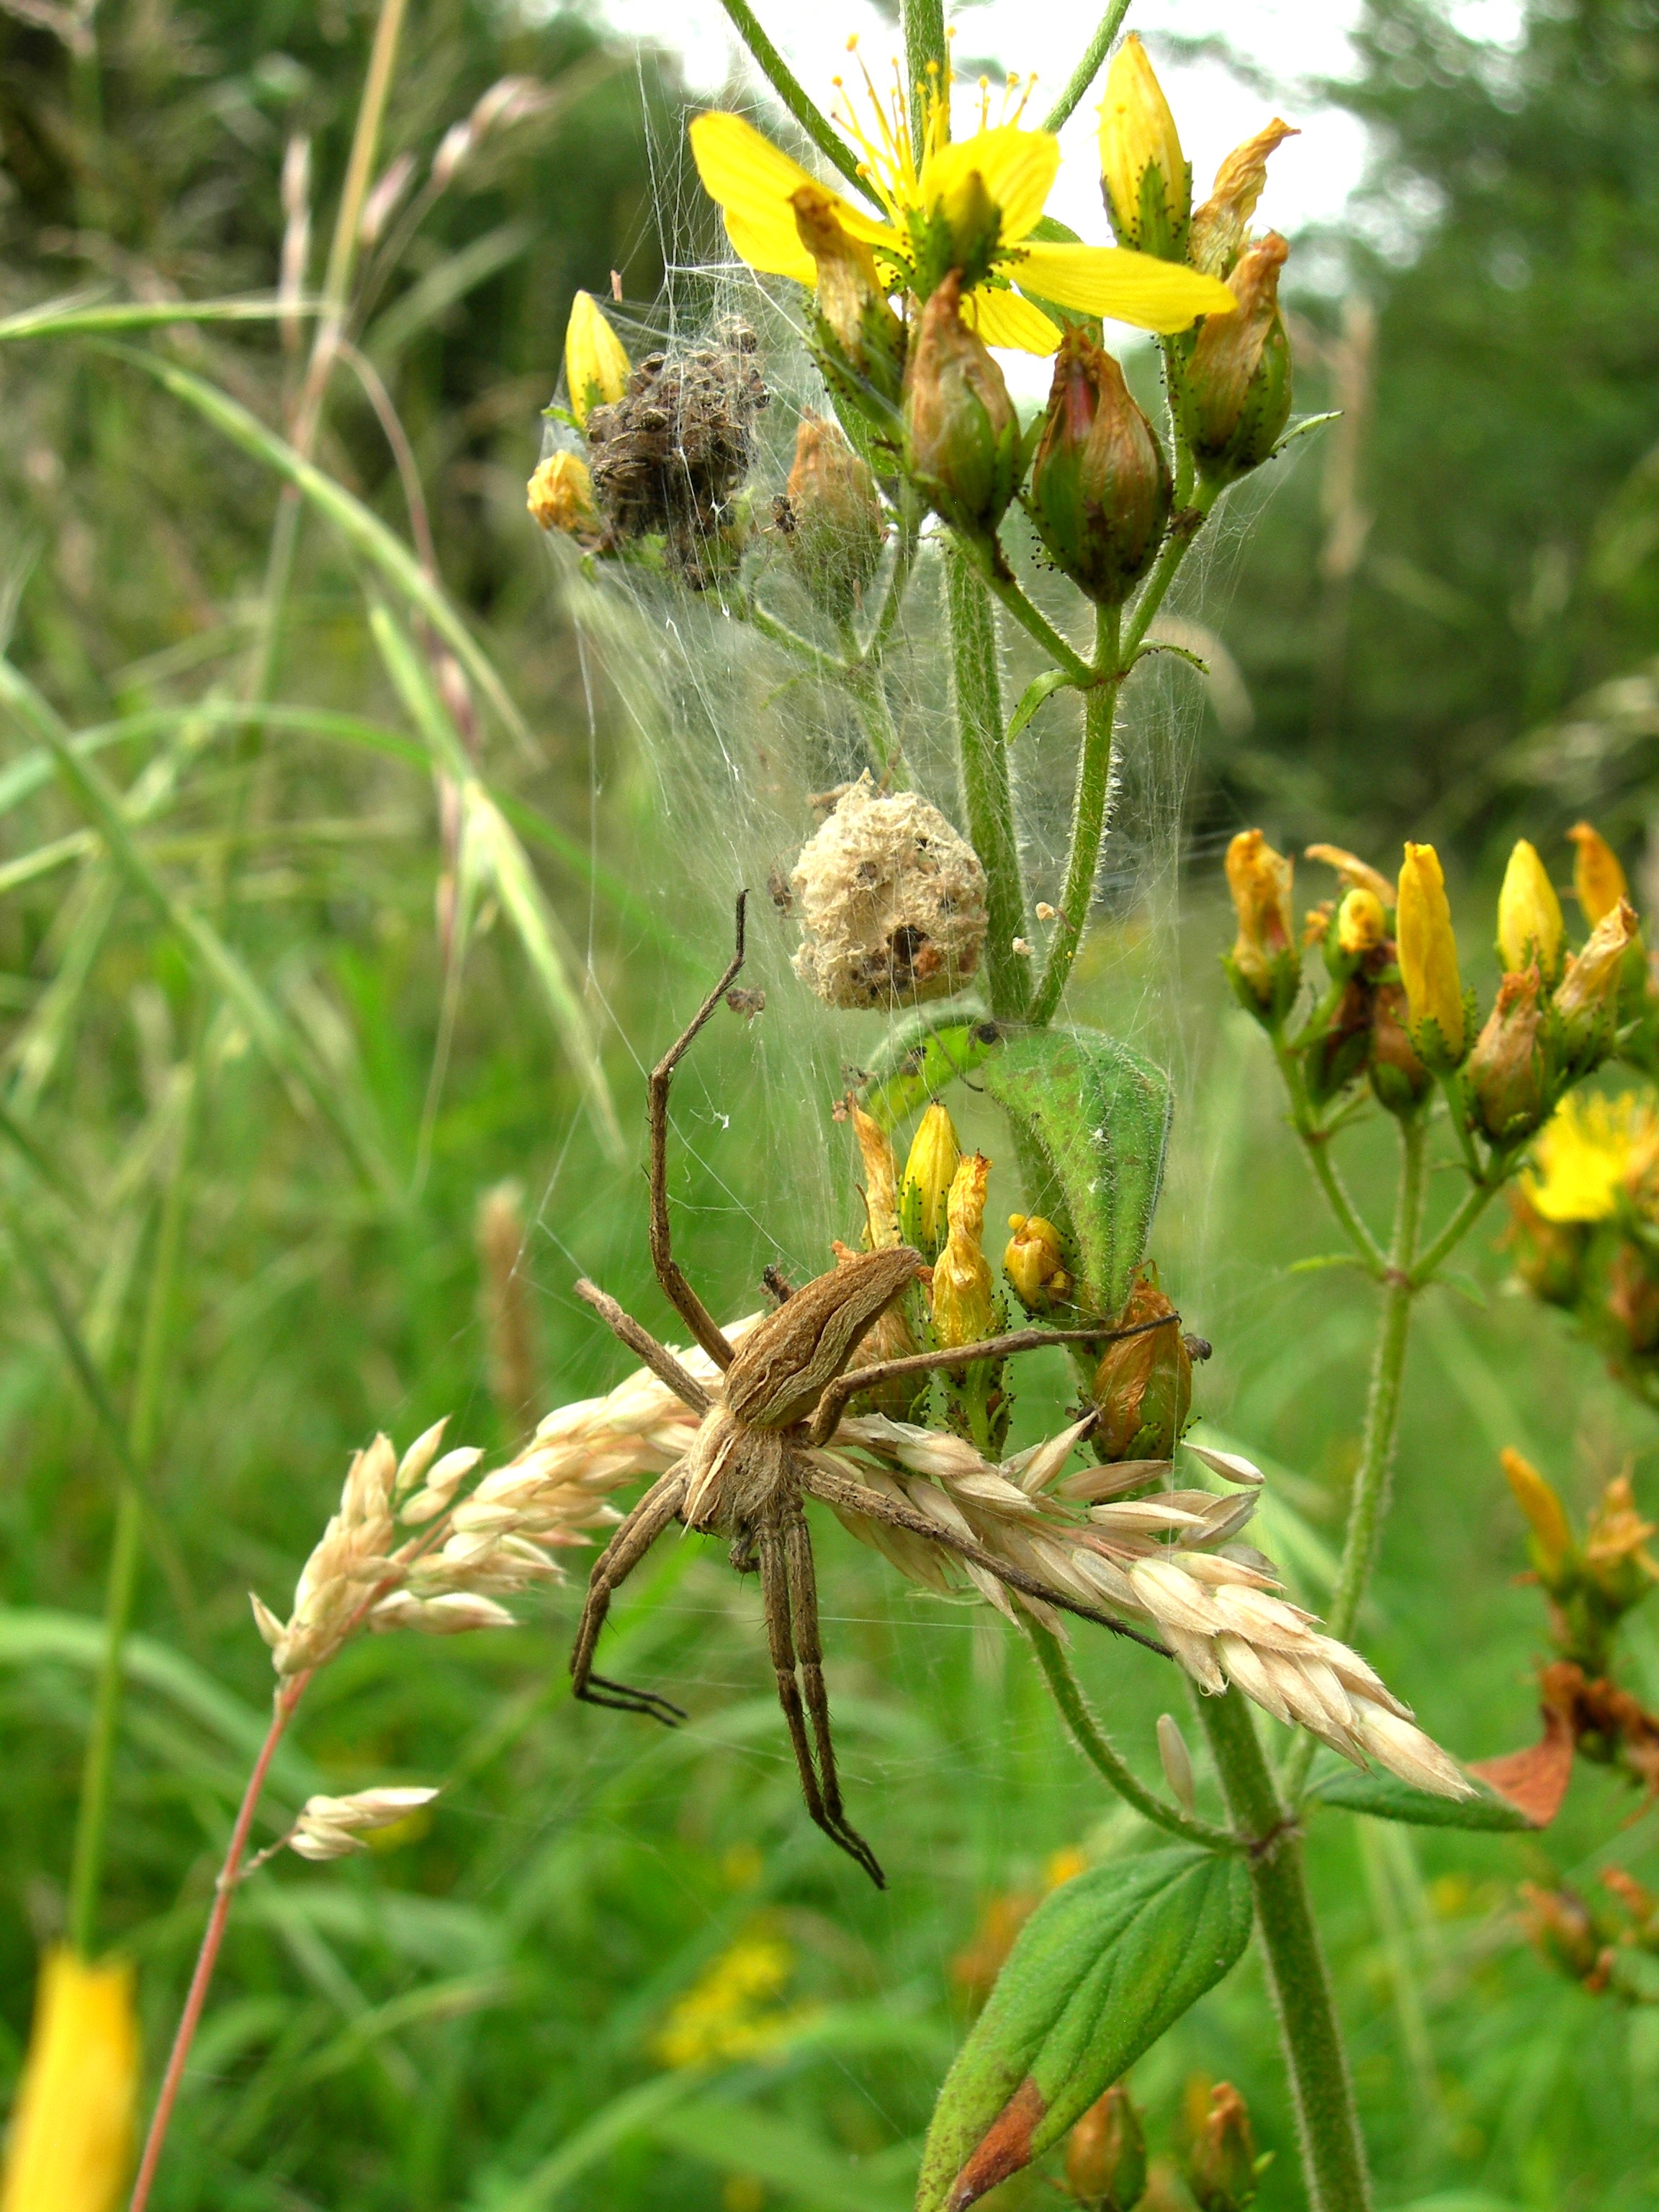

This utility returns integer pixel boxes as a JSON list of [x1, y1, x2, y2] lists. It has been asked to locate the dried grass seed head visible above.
[[791, 773, 988, 1009]]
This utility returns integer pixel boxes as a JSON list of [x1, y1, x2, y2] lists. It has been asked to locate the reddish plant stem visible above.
[[128, 1670, 311, 2212]]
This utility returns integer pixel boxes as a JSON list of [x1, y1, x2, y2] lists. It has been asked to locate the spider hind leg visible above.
[[759, 1501, 886, 1889]]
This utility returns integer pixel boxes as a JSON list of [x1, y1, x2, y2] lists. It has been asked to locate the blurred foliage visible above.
[[1205, 0, 1659, 868], [0, 1, 1656, 2208]]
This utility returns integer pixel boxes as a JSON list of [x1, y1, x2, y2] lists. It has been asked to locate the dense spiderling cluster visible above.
[[586, 320, 768, 585]]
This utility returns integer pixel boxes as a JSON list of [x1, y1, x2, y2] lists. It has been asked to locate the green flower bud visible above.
[[1066, 2085, 1148, 2211], [783, 413, 888, 619], [1184, 233, 1292, 484], [1186, 2083, 1259, 2212], [792, 184, 907, 411], [1028, 329, 1172, 606], [902, 271, 1020, 539]]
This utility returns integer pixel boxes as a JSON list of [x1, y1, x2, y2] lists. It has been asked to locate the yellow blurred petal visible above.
[[964, 284, 1061, 354], [921, 127, 1059, 244], [1017, 240, 1236, 333], [1, 1947, 138, 2212], [722, 204, 819, 283]]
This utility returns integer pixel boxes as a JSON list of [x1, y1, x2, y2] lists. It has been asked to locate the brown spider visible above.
[[570, 895, 1175, 1887]]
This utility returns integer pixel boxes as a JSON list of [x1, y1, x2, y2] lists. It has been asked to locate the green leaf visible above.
[[853, 1009, 1003, 1132], [915, 1848, 1252, 2212], [979, 1028, 1172, 1314], [1305, 1763, 1535, 1831], [0, 291, 305, 343], [1006, 668, 1079, 745]]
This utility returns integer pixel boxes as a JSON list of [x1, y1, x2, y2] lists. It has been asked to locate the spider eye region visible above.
[[723, 1245, 925, 1428]]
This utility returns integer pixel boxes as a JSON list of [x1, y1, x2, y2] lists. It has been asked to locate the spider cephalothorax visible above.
[[569, 895, 1180, 1887]]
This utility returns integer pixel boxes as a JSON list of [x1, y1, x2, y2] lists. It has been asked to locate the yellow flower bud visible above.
[[1224, 828, 1295, 1010], [1099, 35, 1190, 258], [1066, 2084, 1147, 2211], [1185, 2082, 1258, 2212], [563, 289, 630, 428], [1, 1946, 138, 2212], [1554, 896, 1639, 1035], [1501, 1447, 1573, 1583], [1336, 886, 1386, 957], [849, 1099, 899, 1249], [1305, 842, 1396, 907], [932, 1152, 996, 1349], [1184, 233, 1292, 481], [1583, 1472, 1659, 1611], [899, 1101, 960, 1260], [1188, 117, 1300, 276], [526, 450, 601, 542], [1465, 966, 1547, 1141], [1497, 838, 1564, 980], [791, 184, 907, 406], [1567, 821, 1629, 928], [1397, 841, 1465, 1062], [1004, 1213, 1069, 1311]]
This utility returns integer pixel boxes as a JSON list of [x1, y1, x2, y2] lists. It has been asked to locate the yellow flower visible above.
[[1396, 841, 1465, 1061], [563, 289, 629, 428], [1224, 827, 1293, 1004], [1555, 897, 1639, 1030], [1496, 838, 1563, 979], [1099, 35, 1188, 256], [1004, 1212, 1069, 1310], [1500, 1447, 1573, 1581], [1525, 1090, 1659, 1223], [526, 451, 599, 539], [899, 1100, 960, 1258], [1, 1947, 138, 2212], [849, 1098, 899, 1248], [1188, 117, 1300, 276], [931, 1151, 995, 1348], [1567, 822, 1629, 929], [1336, 886, 1386, 957], [653, 1933, 815, 2069], [687, 46, 1235, 356]]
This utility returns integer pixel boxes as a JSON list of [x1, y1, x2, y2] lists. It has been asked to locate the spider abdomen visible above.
[[723, 1245, 924, 1428]]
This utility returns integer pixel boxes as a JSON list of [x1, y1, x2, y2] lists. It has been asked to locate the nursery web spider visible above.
[[570, 894, 1174, 1887]]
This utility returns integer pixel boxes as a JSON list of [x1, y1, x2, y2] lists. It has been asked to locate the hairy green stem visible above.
[[1411, 1166, 1505, 1287], [900, 0, 948, 146], [716, 0, 864, 189], [1120, 493, 1213, 661], [1026, 1623, 1241, 1853], [944, 544, 1028, 1021], [982, 560, 1095, 685], [1040, 0, 1133, 132], [1030, 607, 1120, 1026], [861, 507, 922, 667], [1197, 1689, 1372, 2212]]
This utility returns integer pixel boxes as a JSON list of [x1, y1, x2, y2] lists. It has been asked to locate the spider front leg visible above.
[[647, 891, 748, 1373], [757, 1499, 886, 1889], [570, 1467, 690, 1725]]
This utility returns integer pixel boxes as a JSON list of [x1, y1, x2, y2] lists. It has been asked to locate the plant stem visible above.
[[1271, 1031, 1389, 1279], [1030, 606, 1121, 1026], [900, 0, 948, 147], [1040, 0, 1133, 132], [944, 542, 1028, 1021], [860, 505, 922, 667], [1120, 494, 1213, 662], [67, 1060, 200, 1956], [127, 1673, 310, 2212], [981, 562, 1096, 685], [1197, 1688, 1372, 2212], [1411, 1169, 1504, 1287], [1025, 1622, 1241, 1853], [716, 0, 864, 189]]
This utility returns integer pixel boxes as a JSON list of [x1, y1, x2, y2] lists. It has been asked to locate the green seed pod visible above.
[[1186, 2083, 1259, 2212], [1184, 233, 1292, 484], [783, 413, 888, 618], [1028, 328, 1172, 606], [903, 271, 1020, 539], [1066, 2084, 1148, 2210]]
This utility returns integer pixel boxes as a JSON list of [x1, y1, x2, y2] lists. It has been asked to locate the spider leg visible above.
[[781, 1492, 886, 1888], [758, 1504, 886, 1889], [799, 1458, 1172, 1660], [570, 1467, 690, 1725], [648, 892, 747, 1373], [807, 1313, 1181, 1444], [574, 1277, 710, 1413]]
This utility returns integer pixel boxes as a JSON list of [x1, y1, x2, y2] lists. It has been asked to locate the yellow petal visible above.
[[1017, 240, 1236, 333], [563, 290, 629, 427], [688, 111, 886, 281], [921, 126, 1059, 245], [1, 1946, 138, 2212], [964, 284, 1061, 354]]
